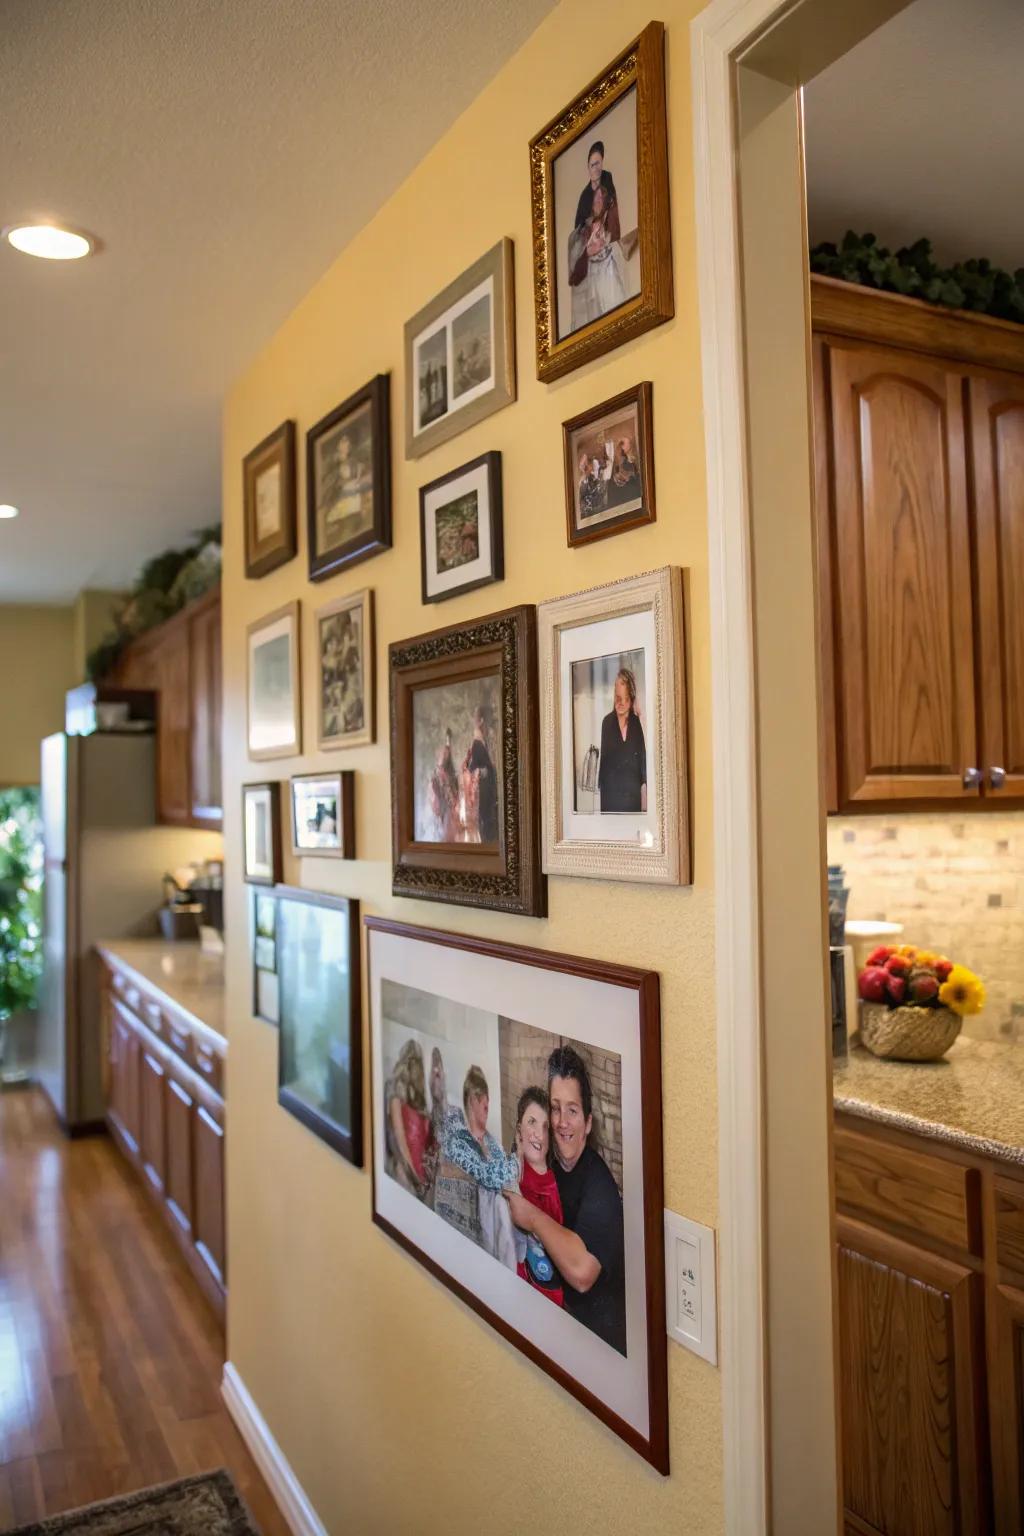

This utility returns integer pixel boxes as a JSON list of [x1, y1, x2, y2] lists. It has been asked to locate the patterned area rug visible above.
[[5, 1470, 261, 1536]]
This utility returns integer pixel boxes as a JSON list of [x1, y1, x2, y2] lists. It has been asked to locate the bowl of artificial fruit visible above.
[[857, 945, 985, 1062]]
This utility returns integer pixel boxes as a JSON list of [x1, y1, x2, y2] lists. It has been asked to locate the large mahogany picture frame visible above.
[[365, 916, 668, 1473]]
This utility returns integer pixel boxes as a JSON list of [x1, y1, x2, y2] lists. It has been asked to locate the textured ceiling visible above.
[[0, 0, 554, 603], [805, 0, 1024, 269]]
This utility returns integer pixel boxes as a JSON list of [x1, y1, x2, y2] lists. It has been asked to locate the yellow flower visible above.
[[939, 966, 986, 1016], [915, 950, 938, 968]]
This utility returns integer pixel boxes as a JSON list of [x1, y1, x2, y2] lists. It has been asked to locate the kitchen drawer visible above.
[[164, 1017, 194, 1065], [995, 1174, 1024, 1279], [192, 1038, 223, 1096], [141, 997, 165, 1038], [834, 1125, 981, 1255]]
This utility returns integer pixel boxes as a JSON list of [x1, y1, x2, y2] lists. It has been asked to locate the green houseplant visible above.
[[0, 788, 44, 1082], [810, 231, 1024, 325]]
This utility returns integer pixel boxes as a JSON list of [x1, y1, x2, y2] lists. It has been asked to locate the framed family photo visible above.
[[404, 239, 516, 459], [315, 587, 375, 751], [529, 21, 672, 382], [307, 375, 391, 581], [563, 383, 654, 547], [366, 917, 667, 1472], [243, 781, 282, 885], [290, 770, 355, 859], [247, 602, 301, 760], [538, 567, 689, 885], [388, 605, 545, 917], [243, 419, 297, 579], [252, 890, 279, 1025], [277, 886, 362, 1167], [420, 451, 503, 604]]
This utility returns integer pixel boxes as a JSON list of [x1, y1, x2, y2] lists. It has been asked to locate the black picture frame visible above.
[[276, 885, 363, 1166], [419, 450, 504, 604], [242, 781, 282, 885], [306, 374, 392, 582]]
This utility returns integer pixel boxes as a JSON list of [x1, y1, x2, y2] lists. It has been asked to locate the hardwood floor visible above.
[[0, 1088, 288, 1534]]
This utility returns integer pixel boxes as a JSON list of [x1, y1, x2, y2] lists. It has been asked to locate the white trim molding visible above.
[[222, 1361, 327, 1536]]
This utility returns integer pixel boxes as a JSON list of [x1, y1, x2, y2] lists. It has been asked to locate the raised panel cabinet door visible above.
[[154, 620, 192, 825], [165, 1073, 194, 1240], [837, 1215, 988, 1535], [194, 1103, 225, 1291], [969, 373, 1024, 798], [990, 1283, 1024, 1535], [111, 1004, 142, 1156], [139, 1049, 166, 1197], [824, 340, 978, 803], [189, 596, 222, 827]]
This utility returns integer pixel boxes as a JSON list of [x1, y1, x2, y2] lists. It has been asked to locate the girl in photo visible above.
[[511, 1087, 564, 1306]]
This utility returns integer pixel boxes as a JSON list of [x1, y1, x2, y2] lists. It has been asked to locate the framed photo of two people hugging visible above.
[[366, 918, 668, 1473]]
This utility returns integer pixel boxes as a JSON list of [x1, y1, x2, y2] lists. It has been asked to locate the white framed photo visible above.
[[290, 770, 355, 858], [419, 452, 504, 604], [538, 567, 689, 884], [247, 601, 301, 760], [242, 782, 282, 885], [314, 587, 375, 752]]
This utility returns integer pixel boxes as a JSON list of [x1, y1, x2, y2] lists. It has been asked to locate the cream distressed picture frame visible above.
[[538, 567, 689, 885]]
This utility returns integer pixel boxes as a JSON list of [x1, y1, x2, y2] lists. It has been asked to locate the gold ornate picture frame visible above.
[[529, 21, 672, 382]]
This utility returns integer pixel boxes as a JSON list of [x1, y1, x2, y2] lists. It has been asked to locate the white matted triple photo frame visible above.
[[538, 566, 689, 885]]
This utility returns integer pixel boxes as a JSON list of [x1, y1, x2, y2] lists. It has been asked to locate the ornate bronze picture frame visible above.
[[388, 605, 545, 916], [243, 420, 297, 579], [529, 21, 672, 382]]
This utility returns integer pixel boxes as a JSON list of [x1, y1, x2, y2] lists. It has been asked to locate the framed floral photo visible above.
[[243, 781, 282, 886], [404, 239, 516, 460], [290, 770, 355, 859], [247, 601, 301, 760], [529, 22, 672, 382], [315, 588, 375, 751], [420, 451, 504, 604], [243, 420, 297, 579], [389, 606, 545, 917], [563, 383, 654, 547], [366, 916, 668, 1472], [306, 375, 391, 581], [538, 567, 689, 885]]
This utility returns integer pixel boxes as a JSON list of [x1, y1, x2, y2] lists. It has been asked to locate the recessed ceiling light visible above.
[[3, 224, 94, 260], [0, 505, 19, 520]]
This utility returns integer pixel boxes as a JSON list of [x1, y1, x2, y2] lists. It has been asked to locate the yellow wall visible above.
[[222, 0, 722, 1529], [0, 606, 76, 785]]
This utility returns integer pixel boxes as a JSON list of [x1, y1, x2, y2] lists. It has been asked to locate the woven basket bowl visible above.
[[860, 1002, 963, 1062]]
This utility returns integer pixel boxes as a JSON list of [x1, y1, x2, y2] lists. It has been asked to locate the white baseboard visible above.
[[222, 1360, 326, 1536]]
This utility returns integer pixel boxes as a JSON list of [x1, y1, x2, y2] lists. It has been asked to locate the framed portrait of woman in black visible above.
[[538, 568, 689, 886], [306, 374, 391, 581], [388, 606, 545, 916], [529, 22, 672, 382]]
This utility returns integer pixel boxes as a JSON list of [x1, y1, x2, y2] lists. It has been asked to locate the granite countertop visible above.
[[834, 1035, 1024, 1167], [96, 938, 226, 1049]]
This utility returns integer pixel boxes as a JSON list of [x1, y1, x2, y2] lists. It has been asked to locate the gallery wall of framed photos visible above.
[[220, 0, 722, 1529]]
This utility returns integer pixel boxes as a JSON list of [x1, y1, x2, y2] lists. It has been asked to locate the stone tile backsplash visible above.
[[827, 812, 1024, 1042]]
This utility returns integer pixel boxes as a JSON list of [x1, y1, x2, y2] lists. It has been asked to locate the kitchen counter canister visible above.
[[834, 1035, 1024, 1167], [96, 938, 226, 1049]]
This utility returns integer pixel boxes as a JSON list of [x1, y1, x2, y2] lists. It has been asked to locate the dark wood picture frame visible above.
[[276, 885, 362, 1167], [365, 916, 667, 1474], [419, 450, 504, 604], [306, 374, 392, 582], [242, 781, 282, 885], [243, 420, 297, 579], [563, 382, 655, 548], [289, 769, 356, 859], [529, 21, 672, 382], [389, 605, 546, 917]]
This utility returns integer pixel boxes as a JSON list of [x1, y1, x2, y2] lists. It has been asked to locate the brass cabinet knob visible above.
[[963, 766, 983, 789], [989, 765, 1007, 789]]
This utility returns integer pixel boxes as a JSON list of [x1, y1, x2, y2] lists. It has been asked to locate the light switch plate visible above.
[[664, 1209, 717, 1365]]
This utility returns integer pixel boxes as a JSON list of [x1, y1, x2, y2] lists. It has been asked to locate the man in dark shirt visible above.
[[573, 140, 618, 231], [503, 1046, 626, 1355]]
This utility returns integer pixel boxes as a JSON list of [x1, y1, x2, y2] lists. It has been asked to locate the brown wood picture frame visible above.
[[563, 382, 655, 547], [242, 781, 282, 885], [388, 605, 545, 917], [529, 21, 672, 382], [419, 450, 504, 604], [290, 770, 356, 859], [277, 885, 362, 1167], [243, 419, 297, 579], [306, 374, 392, 581], [365, 916, 667, 1474]]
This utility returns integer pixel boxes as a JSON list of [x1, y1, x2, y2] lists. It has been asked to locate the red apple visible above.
[[934, 959, 953, 982], [885, 955, 911, 977], [867, 945, 895, 968], [886, 975, 907, 1004], [909, 971, 940, 1004], [859, 966, 890, 1003]]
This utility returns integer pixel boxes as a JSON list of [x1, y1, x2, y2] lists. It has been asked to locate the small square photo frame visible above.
[[243, 782, 282, 885], [420, 451, 504, 604], [563, 384, 654, 547], [244, 420, 297, 579], [290, 770, 355, 858], [307, 375, 391, 581], [315, 587, 376, 751]]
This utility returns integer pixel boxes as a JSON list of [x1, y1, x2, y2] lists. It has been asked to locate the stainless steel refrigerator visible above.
[[37, 732, 213, 1133]]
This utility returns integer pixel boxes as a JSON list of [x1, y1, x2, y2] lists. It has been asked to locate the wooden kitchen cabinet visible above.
[[110, 587, 222, 831], [812, 277, 1024, 812]]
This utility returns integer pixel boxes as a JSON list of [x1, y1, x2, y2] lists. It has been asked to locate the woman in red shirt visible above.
[[513, 1087, 564, 1307]]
